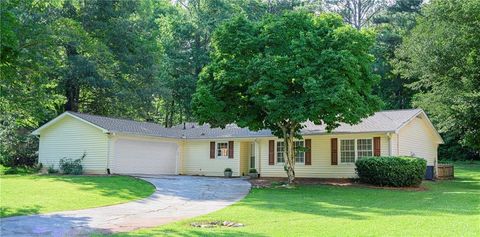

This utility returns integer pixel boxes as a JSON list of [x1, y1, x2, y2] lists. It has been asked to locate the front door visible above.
[[250, 142, 255, 169]]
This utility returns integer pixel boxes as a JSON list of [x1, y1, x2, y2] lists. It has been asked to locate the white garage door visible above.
[[113, 139, 178, 175]]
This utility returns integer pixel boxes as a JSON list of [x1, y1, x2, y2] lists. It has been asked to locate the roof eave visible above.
[[32, 112, 109, 135]]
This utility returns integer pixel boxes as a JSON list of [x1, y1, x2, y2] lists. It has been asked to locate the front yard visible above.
[[0, 174, 155, 218], [115, 162, 480, 237]]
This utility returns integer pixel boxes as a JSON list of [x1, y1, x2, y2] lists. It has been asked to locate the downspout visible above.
[[396, 133, 400, 156], [180, 134, 187, 175], [386, 132, 392, 156], [105, 132, 111, 175]]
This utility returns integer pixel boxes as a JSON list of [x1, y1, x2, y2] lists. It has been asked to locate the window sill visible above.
[[338, 162, 356, 165], [216, 156, 230, 159], [274, 163, 306, 166]]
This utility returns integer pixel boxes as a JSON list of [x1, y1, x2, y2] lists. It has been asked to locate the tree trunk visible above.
[[168, 100, 175, 127], [280, 123, 298, 184], [64, 43, 80, 112], [164, 101, 170, 127]]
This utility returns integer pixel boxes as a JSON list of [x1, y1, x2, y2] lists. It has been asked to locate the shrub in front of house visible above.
[[47, 165, 59, 174], [59, 153, 85, 175], [355, 156, 427, 187]]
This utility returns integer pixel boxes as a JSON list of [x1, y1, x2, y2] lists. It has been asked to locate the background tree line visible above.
[[1, 0, 478, 167]]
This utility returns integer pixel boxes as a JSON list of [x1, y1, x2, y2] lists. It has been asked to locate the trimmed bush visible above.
[[355, 156, 427, 187], [47, 165, 59, 174]]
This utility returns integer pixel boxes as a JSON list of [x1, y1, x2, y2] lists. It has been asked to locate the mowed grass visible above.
[[115, 162, 480, 237], [0, 175, 155, 217]]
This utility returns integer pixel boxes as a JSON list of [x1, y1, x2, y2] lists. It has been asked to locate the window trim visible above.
[[339, 139, 356, 164], [338, 138, 374, 164], [275, 140, 305, 165], [356, 138, 374, 159], [294, 140, 305, 164], [216, 141, 229, 159], [276, 141, 285, 164]]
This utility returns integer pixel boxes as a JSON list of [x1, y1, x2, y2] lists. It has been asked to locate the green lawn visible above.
[[0, 175, 155, 218], [115, 162, 480, 237]]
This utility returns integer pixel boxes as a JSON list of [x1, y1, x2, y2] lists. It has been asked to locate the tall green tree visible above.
[[325, 0, 390, 29], [396, 0, 480, 157], [158, 0, 266, 127], [193, 12, 381, 183], [1, 0, 65, 127], [371, 0, 423, 109]]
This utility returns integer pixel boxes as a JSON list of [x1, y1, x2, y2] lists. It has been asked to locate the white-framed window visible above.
[[340, 138, 374, 163], [217, 142, 229, 158], [294, 140, 305, 163], [276, 141, 285, 163], [340, 139, 356, 163], [277, 140, 305, 164], [357, 139, 373, 158]]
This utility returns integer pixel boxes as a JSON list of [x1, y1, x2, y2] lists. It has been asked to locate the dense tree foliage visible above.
[[371, 0, 422, 109], [192, 12, 381, 182], [1, 0, 478, 167], [395, 0, 480, 159]]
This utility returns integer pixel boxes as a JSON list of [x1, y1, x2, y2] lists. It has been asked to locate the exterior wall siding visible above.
[[258, 133, 389, 178], [239, 142, 250, 176], [397, 117, 438, 166], [38, 116, 108, 174], [182, 140, 241, 176]]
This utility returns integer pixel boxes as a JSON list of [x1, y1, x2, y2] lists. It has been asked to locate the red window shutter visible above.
[[228, 141, 234, 158], [331, 138, 338, 165], [268, 140, 275, 165], [305, 139, 312, 165], [373, 137, 381, 156], [210, 141, 215, 159]]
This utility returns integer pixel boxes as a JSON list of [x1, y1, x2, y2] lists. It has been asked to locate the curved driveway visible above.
[[0, 176, 251, 237]]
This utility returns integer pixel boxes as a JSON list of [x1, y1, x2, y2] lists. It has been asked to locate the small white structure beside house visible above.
[[32, 109, 443, 179]]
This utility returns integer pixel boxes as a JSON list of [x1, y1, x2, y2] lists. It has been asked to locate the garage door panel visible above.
[[114, 139, 178, 175]]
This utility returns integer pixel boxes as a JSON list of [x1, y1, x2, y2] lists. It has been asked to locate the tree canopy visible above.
[[193, 12, 381, 182], [1, 0, 479, 168], [395, 0, 480, 152]]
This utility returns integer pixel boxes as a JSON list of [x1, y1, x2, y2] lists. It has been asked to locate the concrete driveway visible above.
[[0, 176, 251, 237]]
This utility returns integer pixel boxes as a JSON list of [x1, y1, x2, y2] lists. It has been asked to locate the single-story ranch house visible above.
[[32, 109, 443, 179]]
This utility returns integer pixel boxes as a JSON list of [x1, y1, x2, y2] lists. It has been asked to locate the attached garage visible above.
[[112, 138, 179, 175], [32, 112, 183, 175]]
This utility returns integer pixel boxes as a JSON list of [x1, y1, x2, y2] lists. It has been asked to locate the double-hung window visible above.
[[217, 142, 229, 158], [357, 139, 373, 158], [340, 139, 356, 163], [276, 141, 285, 163], [294, 141, 305, 163], [276, 140, 305, 163], [340, 138, 373, 163]]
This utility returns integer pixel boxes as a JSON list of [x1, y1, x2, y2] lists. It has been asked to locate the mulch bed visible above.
[[249, 177, 427, 191]]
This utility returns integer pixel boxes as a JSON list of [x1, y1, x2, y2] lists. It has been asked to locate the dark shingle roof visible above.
[[68, 112, 182, 138], [65, 109, 422, 139]]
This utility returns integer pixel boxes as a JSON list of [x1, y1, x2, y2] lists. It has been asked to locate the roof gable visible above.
[[32, 112, 108, 135]]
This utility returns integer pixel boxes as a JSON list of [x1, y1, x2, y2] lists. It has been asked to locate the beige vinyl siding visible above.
[[239, 142, 249, 176], [258, 133, 389, 178], [182, 140, 240, 176], [109, 135, 180, 175], [397, 117, 439, 166], [390, 133, 398, 156], [38, 116, 108, 174]]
